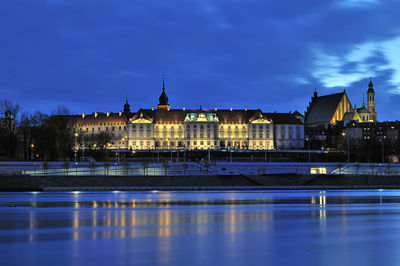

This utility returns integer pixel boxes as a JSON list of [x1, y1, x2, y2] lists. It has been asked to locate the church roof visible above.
[[305, 92, 345, 126], [343, 111, 356, 121]]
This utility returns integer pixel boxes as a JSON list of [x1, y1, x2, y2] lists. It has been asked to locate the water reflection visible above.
[[4, 190, 400, 265]]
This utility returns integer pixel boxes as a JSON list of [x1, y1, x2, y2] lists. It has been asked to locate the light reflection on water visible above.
[[0, 190, 400, 265]]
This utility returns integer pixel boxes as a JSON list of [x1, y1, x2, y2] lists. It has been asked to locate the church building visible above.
[[305, 79, 377, 127]]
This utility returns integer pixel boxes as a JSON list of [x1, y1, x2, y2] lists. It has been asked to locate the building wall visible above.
[[72, 110, 304, 151], [274, 124, 304, 149]]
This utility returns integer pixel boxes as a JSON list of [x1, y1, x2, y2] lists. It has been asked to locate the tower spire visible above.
[[162, 74, 165, 91]]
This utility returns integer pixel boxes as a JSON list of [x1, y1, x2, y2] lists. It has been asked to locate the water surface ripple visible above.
[[0, 190, 399, 265]]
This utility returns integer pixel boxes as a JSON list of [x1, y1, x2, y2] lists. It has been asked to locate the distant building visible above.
[[68, 80, 304, 151], [305, 79, 377, 127]]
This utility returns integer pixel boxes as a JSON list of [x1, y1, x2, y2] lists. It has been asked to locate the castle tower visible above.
[[367, 78, 377, 121], [157, 76, 171, 110], [123, 96, 131, 114]]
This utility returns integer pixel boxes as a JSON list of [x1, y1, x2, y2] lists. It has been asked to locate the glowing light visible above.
[[311, 167, 327, 174], [72, 191, 80, 195]]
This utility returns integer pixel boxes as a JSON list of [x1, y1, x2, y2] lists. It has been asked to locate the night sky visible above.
[[1, 0, 400, 121]]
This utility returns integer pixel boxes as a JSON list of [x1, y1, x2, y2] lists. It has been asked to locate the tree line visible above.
[[0, 99, 112, 161]]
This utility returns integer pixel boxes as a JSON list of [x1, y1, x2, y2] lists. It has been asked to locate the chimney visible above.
[[183, 106, 186, 111], [106, 112, 110, 117], [214, 106, 217, 111], [245, 106, 247, 111], [94, 112, 98, 118], [82, 113, 85, 118], [119, 111, 122, 116], [230, 107, 232, 111], [152, 106, 154, 111]]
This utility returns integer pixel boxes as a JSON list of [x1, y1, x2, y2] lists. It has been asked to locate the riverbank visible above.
[[2, 173, 400, 191]]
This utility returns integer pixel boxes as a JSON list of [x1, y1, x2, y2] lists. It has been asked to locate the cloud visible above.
[[311, 35, 400, 93]]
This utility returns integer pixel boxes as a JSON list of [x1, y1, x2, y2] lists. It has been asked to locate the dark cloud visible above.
[[1, 0, 399, 120]]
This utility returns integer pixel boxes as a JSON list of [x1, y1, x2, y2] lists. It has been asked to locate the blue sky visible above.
[[1, 0, 400, 120]]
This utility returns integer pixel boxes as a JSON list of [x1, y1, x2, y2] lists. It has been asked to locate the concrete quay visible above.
[[2, 173, 400, 191]]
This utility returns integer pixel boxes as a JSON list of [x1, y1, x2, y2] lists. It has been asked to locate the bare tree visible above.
[[51, 105, 71, 116], [0, 99, 21, 118]]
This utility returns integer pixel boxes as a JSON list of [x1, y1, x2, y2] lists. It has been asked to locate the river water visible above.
[[1, 190, 400, 265]]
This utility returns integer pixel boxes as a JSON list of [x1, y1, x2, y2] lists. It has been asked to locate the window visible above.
[[207, 141, 210, 145], [147, 141, 150, 146], [106, 127, 108, 131], [119, 126, 121, 131], [112, 127, 115, 131], [200, 141, 204, 145], [194, 141, 197, 145], [187, 141, 190, 145]]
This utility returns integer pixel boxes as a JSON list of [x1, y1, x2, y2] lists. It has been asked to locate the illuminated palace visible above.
[[70, 81, 304, 150]]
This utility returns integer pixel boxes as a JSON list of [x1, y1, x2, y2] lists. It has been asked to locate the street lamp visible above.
[[30, 144, 34, 160], [342, 132, 350, 162], [305, 138, 310, 163]]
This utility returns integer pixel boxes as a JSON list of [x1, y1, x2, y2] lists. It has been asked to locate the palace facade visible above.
[[69, 81, 304, 150]]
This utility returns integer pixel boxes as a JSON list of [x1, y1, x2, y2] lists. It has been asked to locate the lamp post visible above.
[[305, 138, 310, 163], [342, 132, 350, 162], [30, 143, 35, 161]]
